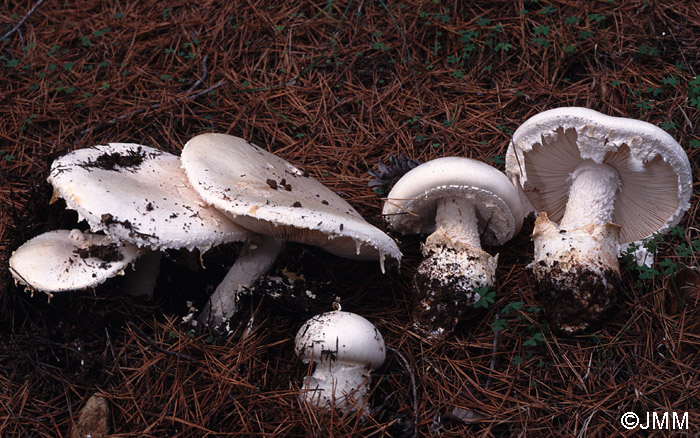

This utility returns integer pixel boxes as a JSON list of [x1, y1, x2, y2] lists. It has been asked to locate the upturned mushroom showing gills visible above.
[[295, 308, 385, 413], [181, 133, 402, 328], [506, 107, 693, 333], [9, 229, 140, 295], [382, 157, 524, 338]]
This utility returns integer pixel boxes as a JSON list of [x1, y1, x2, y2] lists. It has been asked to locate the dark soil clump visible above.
[[412, 247, 488, 338], [536, 266, 620, 334], [83, 146, 157, 171], [74, 243, 124, 263]]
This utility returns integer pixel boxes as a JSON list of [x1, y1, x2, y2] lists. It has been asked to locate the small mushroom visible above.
[[9, 229, 139, 294], [47, 143, 251, 298], [506, 107, 693, 333], [382, 157, 524, 338], [181, 133, 402, 327], [295, 307, 385, 413]]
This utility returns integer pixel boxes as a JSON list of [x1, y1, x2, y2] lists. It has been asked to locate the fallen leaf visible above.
[[444, 407, 487, 424]]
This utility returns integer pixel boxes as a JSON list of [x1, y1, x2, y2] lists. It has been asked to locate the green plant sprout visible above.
[[0, 151, 15, 162], [637, 44, 659, 57], [473, 287, 496, 309]]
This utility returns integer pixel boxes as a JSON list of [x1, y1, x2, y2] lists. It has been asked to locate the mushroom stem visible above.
[[198, 235, 285, 328], [122, 249, 161, 297], [560, 161, 621, 229], [413, 197, 496, 338], [301, 361, 371, 412], [431, 197, 481, 249], [532, 161, 623, 334]]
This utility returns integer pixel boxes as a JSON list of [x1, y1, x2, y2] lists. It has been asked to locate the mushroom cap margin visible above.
[[382, 157, 524, 246], [181, 133, 401, 264], [505, 107, 692, 243]]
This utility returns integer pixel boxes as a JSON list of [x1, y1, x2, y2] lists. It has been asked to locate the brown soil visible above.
[[74, 242, 124, 263], [412, 247, 488, 337], [83, 146, 155, 171], [536, 265, 620, 334]]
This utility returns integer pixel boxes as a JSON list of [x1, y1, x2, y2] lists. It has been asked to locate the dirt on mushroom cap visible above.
[[181, 133, 401, 263], [9, 230, 140, 293], [48, 143, 248, 252]]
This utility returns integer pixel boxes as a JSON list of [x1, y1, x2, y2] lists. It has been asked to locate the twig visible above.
[[484, 315, 500, 390], [0, 398, 17, 423], [185, 79, 226, 101], [18, 30, 25, 60], [678, 104, 694, 131], [103, 327, 112, 356], [577, 410, 597, 438], [387, 346, 418, 438], [0, 0, 45, 42], [127, 320, 198, 363], [187, 54, 209, 94]]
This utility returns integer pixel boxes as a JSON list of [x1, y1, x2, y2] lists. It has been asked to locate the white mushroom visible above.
[[506, 107, 693, 333], [295, 308, 385, 412], [47, 143, 250, 298], [181, 133, 402, 327], [9, 229, 139, 294], [382, 157, 524, 338]]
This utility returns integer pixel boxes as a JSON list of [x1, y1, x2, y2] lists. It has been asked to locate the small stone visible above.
[[70, 394, 110, 438]]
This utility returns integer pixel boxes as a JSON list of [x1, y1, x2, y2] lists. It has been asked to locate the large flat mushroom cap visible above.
[[382, 157, 524, 246], [48, 144, 248, 252], [181, 133, 401, 264], [506, 107, 693, 243], [9, 230, 140, 292]]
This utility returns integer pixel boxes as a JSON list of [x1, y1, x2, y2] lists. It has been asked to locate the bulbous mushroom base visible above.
[[532, 213, 621, 334], [412, 230, 496, 338], [300, 362, 371, 413]]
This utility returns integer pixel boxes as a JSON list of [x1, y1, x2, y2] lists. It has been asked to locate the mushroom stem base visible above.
[[413, 235, 496, 339], [301, 362, 370, 413], [532, 213, 621, 334]]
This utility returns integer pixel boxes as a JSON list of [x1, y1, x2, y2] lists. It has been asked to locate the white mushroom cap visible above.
[[9, 229, 140, 292], [382, 157, 524, 245], [48, 143, 248, 252], [181, 133, 401, 265], [506, 107, 693, 243], [295, 310, 386, 370]]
